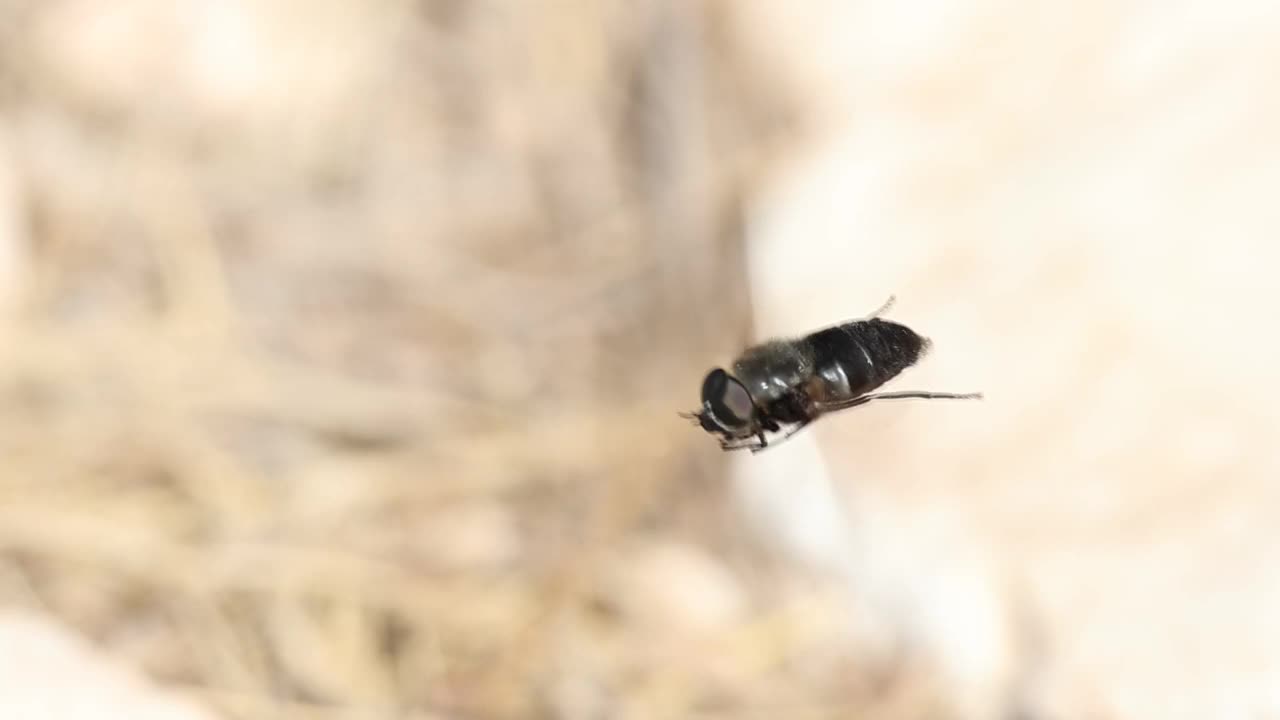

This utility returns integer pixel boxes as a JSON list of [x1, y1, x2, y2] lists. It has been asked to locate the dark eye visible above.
[[700, 368, 754, 430]]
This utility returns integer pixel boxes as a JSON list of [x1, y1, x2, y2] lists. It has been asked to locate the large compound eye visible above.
[[700, 368, 754, 431]]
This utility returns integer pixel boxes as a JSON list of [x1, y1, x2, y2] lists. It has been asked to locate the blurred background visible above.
[[0, 1, 1277, 718]]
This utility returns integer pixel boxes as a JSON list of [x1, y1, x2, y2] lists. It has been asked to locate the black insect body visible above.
[[682, 297, 981, 453]]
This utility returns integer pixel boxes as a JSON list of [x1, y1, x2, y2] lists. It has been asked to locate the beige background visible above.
[[0, 1, 1275, 718], [739, 2, 1280, 717]]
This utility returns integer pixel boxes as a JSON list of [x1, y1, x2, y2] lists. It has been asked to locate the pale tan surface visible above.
[[0, 612, 216, 720], [0, 1, 1275, 719]]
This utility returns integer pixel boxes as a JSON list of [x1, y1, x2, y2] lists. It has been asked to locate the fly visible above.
[[682, 297, 981, 452]]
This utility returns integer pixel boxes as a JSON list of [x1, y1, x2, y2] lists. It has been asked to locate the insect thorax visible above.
[[730, 340, 812, 404]]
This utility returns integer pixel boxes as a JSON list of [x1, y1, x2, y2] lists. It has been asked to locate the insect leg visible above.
[[719, 436, 761, 452], [867, 295, 896, 318], [717, 429, 773, 452], [817, 390, 982, 413], [749, 419, 812, 453]]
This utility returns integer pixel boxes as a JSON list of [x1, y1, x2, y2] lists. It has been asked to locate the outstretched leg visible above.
[[818, 390, 982, 413], [747, 390, 979, 452]]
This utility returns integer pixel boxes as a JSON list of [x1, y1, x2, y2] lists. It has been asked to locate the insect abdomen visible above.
[[807, 318, 930, 395]]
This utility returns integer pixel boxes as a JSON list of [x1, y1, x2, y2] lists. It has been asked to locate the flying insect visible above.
[[682, 297, 981, 453]]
